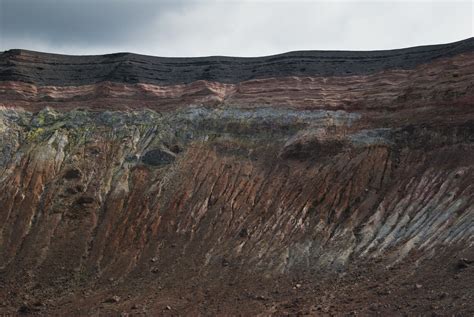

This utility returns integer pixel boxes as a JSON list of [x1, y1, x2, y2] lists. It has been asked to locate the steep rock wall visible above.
[[0, 39, 473, 315], [0, 106, 472, 287]]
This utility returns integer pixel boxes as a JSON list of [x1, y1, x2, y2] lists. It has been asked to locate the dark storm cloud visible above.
[[0, 0, 472, 57], [0, 0, 189, 49]]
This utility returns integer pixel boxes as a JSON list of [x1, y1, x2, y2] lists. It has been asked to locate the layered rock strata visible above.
[[0, 38, 473, 315]]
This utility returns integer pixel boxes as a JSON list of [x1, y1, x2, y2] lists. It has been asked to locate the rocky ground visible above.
[[0, 39, 473, 315], [1, 247, 473, 316]]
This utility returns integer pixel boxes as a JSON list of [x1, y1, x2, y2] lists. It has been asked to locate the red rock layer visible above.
[[1, 52, 473, 111]]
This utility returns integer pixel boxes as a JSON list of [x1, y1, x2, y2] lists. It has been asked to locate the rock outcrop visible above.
[[0, 39, 473, 315]]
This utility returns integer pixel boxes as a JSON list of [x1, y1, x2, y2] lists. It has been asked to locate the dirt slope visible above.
[[0, 39, 473, 316]]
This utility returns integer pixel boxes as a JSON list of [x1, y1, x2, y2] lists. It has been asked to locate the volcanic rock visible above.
[[141, 149, 176, 166], [0, 39, 473, 315], [63, 168, 82, 180], [105, 296, 121, 303]]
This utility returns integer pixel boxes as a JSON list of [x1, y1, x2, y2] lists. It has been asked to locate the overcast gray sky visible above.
[[0, 0, 472, 57]]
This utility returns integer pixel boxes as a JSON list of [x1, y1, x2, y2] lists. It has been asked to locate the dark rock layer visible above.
[[1, 38, 473, 86]]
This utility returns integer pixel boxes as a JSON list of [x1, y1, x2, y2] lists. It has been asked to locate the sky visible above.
[[0, 0, 472, 57]]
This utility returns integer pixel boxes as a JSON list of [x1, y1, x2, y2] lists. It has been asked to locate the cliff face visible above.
[[0, 39, 473, 315]]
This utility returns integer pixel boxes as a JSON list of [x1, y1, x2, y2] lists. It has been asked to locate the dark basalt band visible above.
[[1, 38, 473, 86]]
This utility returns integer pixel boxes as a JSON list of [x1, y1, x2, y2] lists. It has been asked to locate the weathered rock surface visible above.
[[2, 38, 472, 86], [0, 39, 473, 315]]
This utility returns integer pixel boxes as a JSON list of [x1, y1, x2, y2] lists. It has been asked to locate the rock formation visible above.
[[0, 38, 473, 315]]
